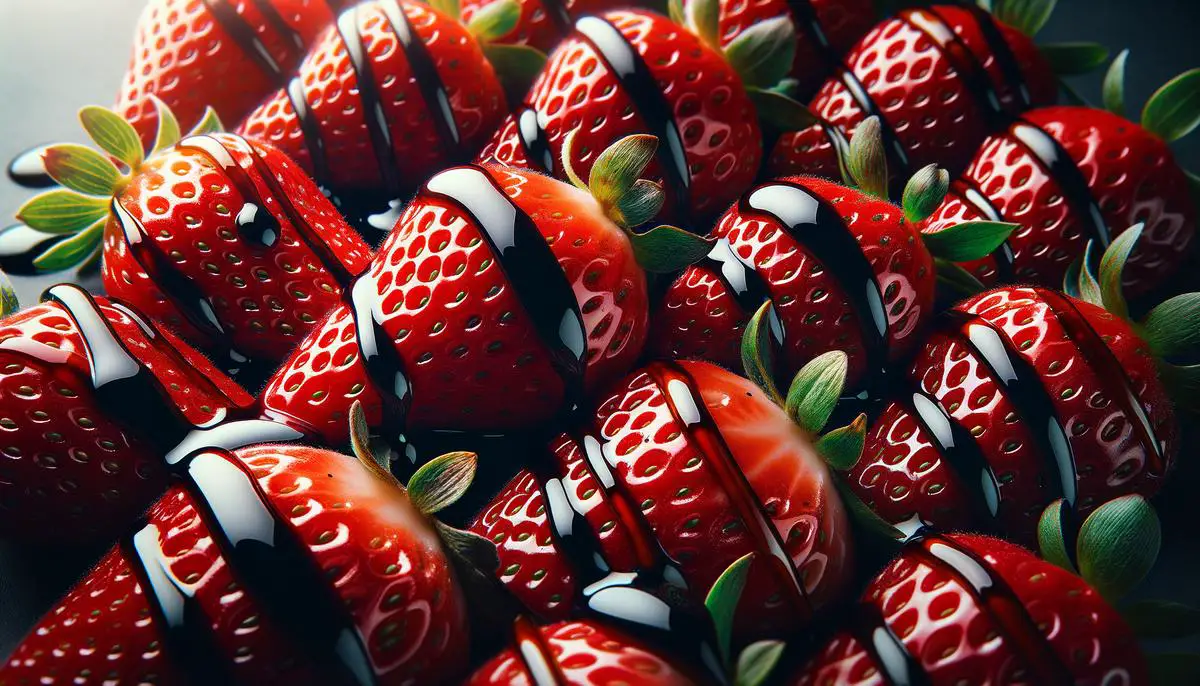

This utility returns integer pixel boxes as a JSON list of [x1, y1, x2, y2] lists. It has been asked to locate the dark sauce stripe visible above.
[[286, 76, 332, 185], [849, 601, 930, 686], [539, 0, 573, 38], [1009, 119, 1110, 248], [336, 5, 404, 195], [784, 0, 836, 63], [517, 108, 556, 175], [951, 177, 1016, 281], [956, 4, 1030, 110], [512, 616, 568, 686], [251, 0, 305, 52], [695, 238, 775, 318], [347, 272, 414, 448], [900, 8, 1007, 127], [202, 0, 287, 82], [836, 67, 912, 175]]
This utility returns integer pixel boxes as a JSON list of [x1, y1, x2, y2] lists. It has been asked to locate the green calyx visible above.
[[701, 554, 787, 685], [982, 0, 1106, 77], [735, 640, 786, 686], [901, 165, 949, 225], [842, 116, 889, 199], [1039, 42, 1109, 76], [1101, 51, 1200, 143], [673, 0, 796, 92], [785, 350, 848, 435], [448, 0, 547, 100], [15, 97, 222, 273], [985, 0, 1056, 37], [920, 220, 1018, 262]]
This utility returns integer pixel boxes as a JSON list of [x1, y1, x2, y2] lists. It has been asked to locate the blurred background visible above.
[[1, 0, 1198, 660]]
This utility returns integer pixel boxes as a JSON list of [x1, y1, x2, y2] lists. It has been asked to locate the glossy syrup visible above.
[[346, 272, 415, 463], [202, 0, 290, 84], [0, 223, 66, 275], [835, 67, 912, 175], [285, 76, 332, 187], [539, 0, 573, 37], [695, 238, 785, 346], [1009, 119, 1110, 249], [512, 615, 568, 686], [6, 144, 55, 188], [784, 0, 836, 65], [899, 8, 1008, 127], [961, 3, 1030, 111], [951, 178, 1016, 281], [847, 601, 929, 686], [336, 4, 404, 195], [516, 108, 556, 176]]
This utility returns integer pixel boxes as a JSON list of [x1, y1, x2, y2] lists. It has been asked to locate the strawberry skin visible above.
[[258, 164, 648, 442], [649, 176, 935, 394], [0, 289, 252, 545], [849, 287, 1176, 542], [459, 0, 615, 52], [923, 106, 1197, 294], [478, 9, 761, 221], [238, 0, 506, 195], [789, 533, 1147, 685], [116, 0, 345, 144], [1, 444, 467, 684], [470, 360, 851, 640], [101, 132, 373, 370], [769, 5, 1055, 181]]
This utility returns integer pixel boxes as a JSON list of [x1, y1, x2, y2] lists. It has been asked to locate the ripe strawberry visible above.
[[236, 0, 510, 202], [767, 2, 1101, 184], [458, 0, 618, 53], [846, 228, 1197, 542], [0, 442, 489, 684], [16, 103, 373, 375], [788, 532, 1148, 685], [0, 284, 255, 546], [921, 62, 1200, 295]]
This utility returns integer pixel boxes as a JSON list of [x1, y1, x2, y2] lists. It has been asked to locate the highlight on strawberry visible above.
[[922, 57, 1200, 296], [14, 101, 373, 376], [457, 0, 627, 53]]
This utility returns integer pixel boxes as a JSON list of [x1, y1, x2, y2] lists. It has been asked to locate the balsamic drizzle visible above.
[[512, 615, 568, 686], [784, 0, 836, 66], [694, 238, 778, 329], [516, 108, 556, 176], [834, 67, 912, 175], [958, 3, 1031, 111], [538, 0, 573, 38], [335, 5, 404, 195], [286, 76, 332, 185], [202, 0, 290, 84], [950, 177, 1017, 281], [848, 601, 930, 686]]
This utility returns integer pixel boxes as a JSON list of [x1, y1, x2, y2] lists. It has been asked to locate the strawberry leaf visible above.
[[784, 350, 848, 435], [629, 224, 712, 273], [1098, 223, 1141, 320], [42, 144, 123, 197], [150, 95, 182, 155], [348, 400, 396, 480], [1121, 600, 1200, 641], [33, 217, 104, 272], [722, 16, 796, 90], [832, 476, 905, 541], [0, 270, 17, 317], [921, 220, 1016, 262], [816, 413, 866, 471], [742, 301, 784, 404], [735, 640, 785, 686], [427, 0, 461, 21], [704, 552, 753, 667], [685, 0, 721, 49], [1039, 42, 1109, 76], [186, 107, 224, 137], [746, 87, 820, 132], [618, 179, 666, 228], [79, 106, 144, 170], [1077, 494, 1160, 602], [1103, 49, 1129, 117], [901, 165, 949, 225], [989, 0, 1056, 37], [589, 134, 661, 228], [1036, 499, 1077, 572], [1141, 293, 1200, 360], [668, 0, 685, 25], [484, 44, 548, 107], [934, 258, 987, 298], [466, 0, 519, 42], [1077, 240, 1104, 307], [16, 190, 109, 234], [846, 117, 888, 199], [1142, 68, 1200, 143], [407, 450, 479, 515]]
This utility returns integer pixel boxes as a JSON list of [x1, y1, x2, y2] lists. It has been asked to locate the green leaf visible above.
[[1141, 292, 1200, 360], [902, 165, 949, 224], [1159, 362, 1200, 413], [784, 350, 848, 435], [16, 190, 109, 234], [33, 217, 104, 272], [921, 220, 1017, 262], [1142, 68, 1200, 142], [1122, 600, 1200, 641], [42, 144, 122, 196], [150, 95, 181, 155], [1148, 653, 1200, 686], [347, 400, 394, 478], [618, 179, 666, 228], [0, 269, 17, 317], [1076, 494, 1160, 602], [1103, 49, 1129, 117], [590, 134, 659, 227], [832, 477, 905, 542], [629, 224, 712, 272], [722, 16, 796, 90], [704, 552, 753, 667], [484, 44, 549, 105], [668, 0, 685, 25], [1077, 240, 1105, 307], [685, 0, 720, 49], [746, 87, 820, 132], [735, 640, 785, 686], [407, 450, 479, 515], [1098, 223, 1141, 320], [1036, 499, 1076, 572], [186, 107, 224, 137], [742, 301, 783, 404], [79, 105, 143, 170], [1039, 42, 1109, 76], [466, 0, 519, 41], [427, 0, 461, 21], [935, 258, 987, 298], [989, 0, 1056, 36], [846, 116, 888, 199], [77, 243, 103, 277], [1062, 257, 1082, 298], [816, 413, 867, 471]]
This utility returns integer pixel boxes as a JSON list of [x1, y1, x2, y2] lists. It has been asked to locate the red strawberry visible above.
[[17, 104, 373, 374], [921, 64, 1199, 294], [115, 0, 347, 145], [767, 2, 1087, 184], [237, 0, 508, 200], [847, 229, 1195, 542], [0, 285, 254, 545], [788, 532, 1148, 685], [0, 442, 487, 684], [458, 0, 618, 53], [469, 359, 853, 641]]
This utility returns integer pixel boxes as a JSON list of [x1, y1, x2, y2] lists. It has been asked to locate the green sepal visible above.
[[1039, 42, 1109, 76], [1121, 600, 1200, 641], [33, 217, 105, 273], [668, 0, 685, 25], [1062, 257, 1082, 298], [348, 400, 395, 477], [1098, 223, 1141, 320], [1076, 494, 1161, 602], [77, 244, 103, 277], [466, 0, 519, 42], [42, 144, 123, 196], [587, 134, 667, 229], [433, 519, 518, 634], [784, 350, 848, 435], [1141, 292, 1200, 360], [79, 105, 144, 170], [629, 224, 713, 273], [832, 476, 905, 542], [150, 95, 182, 156], [1158, 362, 1200, 413], [684, 0, 720, 49], [705, 552, 753, 667], [735, 640, 785, 686], [186, 107, 224, 137], [16, 190, 109, 234], [1036, 499, 1076, 572], [427, 0, 461, 21], [1142, 68, 1200, 143], [1076, 240, 1104, 307], [1148, 653, 1200, 686], [0, 270, 17, 317], [901, 164, 949, 225], [845, 116, 888, 199], [722, 16, 796, 90], [482, 44, 548, 101], [1103, 49, 1129, 117], [407, 450, 479, 515], [921, 220, 1017, 262], [741, 301, 783, 405], [935, 258, 987, 298], [816, 413, 867, 471], [746, 87, 819, 132], [619, 180, 666, 229], [988, 0, 1056, 37]]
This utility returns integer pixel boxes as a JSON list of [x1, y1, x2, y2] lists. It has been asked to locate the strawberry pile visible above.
[[1, 0, 1199, 683]]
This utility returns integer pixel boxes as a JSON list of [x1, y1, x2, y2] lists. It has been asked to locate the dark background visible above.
[[1, 0, 1199, 664]]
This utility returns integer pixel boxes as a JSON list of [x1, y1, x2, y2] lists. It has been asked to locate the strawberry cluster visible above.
[[1, 0, 1197, 684]]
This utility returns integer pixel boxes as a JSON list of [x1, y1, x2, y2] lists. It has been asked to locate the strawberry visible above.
[[787, 532, 1148, 685], [921, 61, 1200, 295], [0, 440, 493, 684], [0, 284, 256, 546], [845, 228, 1199, 543], [767, 2, 1104, 185], [649, 124, 1015, 397], [15, 102, 373, 375], [457, 0, 618, 53]]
